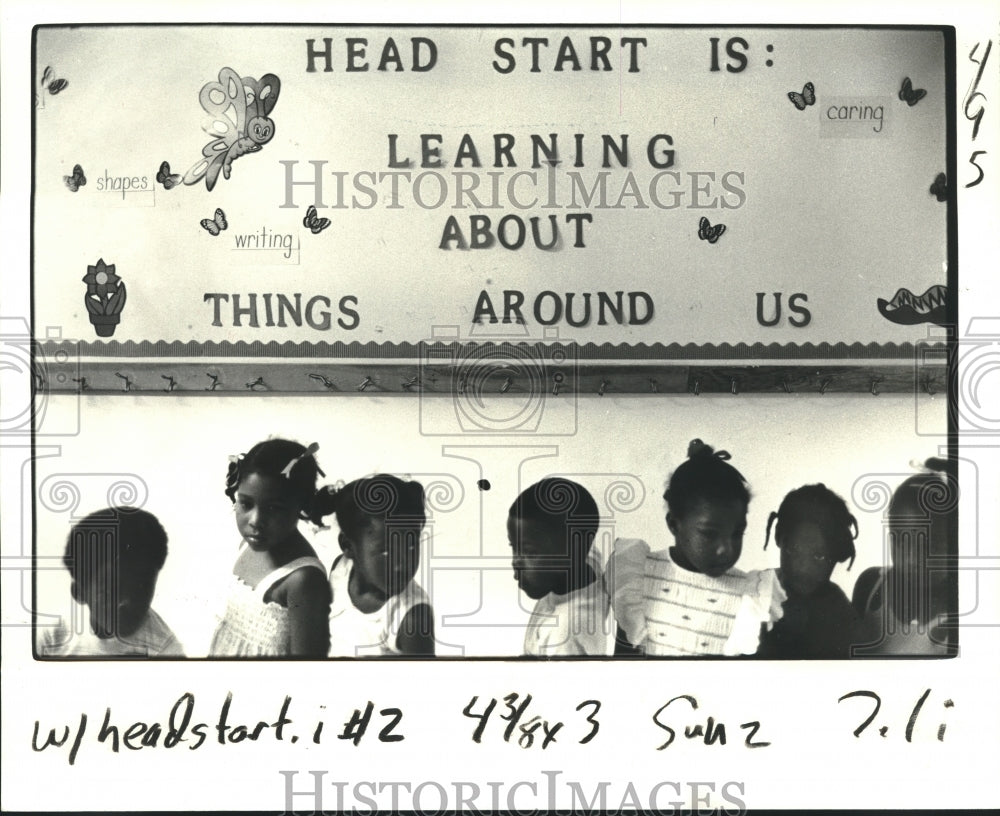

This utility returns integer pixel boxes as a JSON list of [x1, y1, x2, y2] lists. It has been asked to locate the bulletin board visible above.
[[3, 3, 998, 815], [33, 24, 953, 395]]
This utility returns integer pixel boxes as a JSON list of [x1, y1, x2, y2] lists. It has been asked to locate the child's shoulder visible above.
[[36, 616, 72, 656], [851, 566, 885, 613], [144, 608, 185, 656], [396, 574, 431, 610], [268, 556, 330, 605], [613, 537, 651, 553]]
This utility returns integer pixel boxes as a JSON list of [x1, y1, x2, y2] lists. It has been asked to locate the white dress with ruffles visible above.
[[607, 538, 785, 656]]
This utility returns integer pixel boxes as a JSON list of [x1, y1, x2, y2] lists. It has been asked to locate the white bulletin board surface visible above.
[[2, 1, 999, 814]]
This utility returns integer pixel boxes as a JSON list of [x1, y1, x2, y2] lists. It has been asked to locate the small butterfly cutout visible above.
[[787, 82, 816, 111], [200, 208, 228, 236], [35, 66, 69, 107], [303, 204, 331, 235], [41, 65, 68, 94], [156, 161, 182, 190], [899, 77, 927, 107], [929, 173, 947, 202], [698, 216, 726, 244], [63, 164, 86, 192]]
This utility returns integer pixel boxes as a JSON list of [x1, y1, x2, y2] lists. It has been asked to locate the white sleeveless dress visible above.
[[327, 555, 431, 657], [210, 552, 326, 657]]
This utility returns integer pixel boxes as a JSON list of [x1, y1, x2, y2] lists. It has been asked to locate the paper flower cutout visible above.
[[82, 259, 127, 337]]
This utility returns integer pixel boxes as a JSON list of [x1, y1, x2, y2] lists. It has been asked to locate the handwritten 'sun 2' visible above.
[[183, 67, 280, 192]]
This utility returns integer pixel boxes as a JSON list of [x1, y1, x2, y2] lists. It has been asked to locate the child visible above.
[[508, 478, 613, 657], [852, 458, 956, 656], [38, 506, 183, 657], [315, 475, 435, 657], [609, 439, 784, 656], [756, 484, 859, 659], [210, 439, 332, 658]]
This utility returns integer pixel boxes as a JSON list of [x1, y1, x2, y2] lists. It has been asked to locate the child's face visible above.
[[234, 472, 301, 552], [667, 498, 746, 577], [74, 560, 156, 639], [507, 515, 572, 599], [346, 518, 421, 598], [778, 521, 836, 597]]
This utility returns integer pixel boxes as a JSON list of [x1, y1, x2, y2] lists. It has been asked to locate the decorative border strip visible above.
[[36, 339, 948, 361], [37, 360, 947, 396]]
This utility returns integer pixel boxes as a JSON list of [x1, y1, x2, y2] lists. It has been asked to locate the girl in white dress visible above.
[[210, 439, 331, 658], [609, 439, 784, 657], [315, 475, 435, 657]]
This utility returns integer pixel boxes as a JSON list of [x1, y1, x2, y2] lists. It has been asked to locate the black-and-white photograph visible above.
[[32, 394, 955, 660], [2, 4, 997, 814]]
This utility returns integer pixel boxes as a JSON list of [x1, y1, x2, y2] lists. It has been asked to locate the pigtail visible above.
[[225, 439, 324, 515], [687, 438, 732, 461], [687, 438, 749, 486], [225, 453, 245, 502], [664, 438, 751, 518], [763, 510, 779, 550], [687, 438, 709, 458], [917, 456, 955, 477], [845, 513, 859, 570], [282, 442, 325, 480], [307, 481, 343, 529]]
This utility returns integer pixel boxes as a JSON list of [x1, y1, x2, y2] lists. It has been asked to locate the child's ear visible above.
[[665, 512, 679, 535], [69, 580, 81, 604], [338, 532, 353, 556]]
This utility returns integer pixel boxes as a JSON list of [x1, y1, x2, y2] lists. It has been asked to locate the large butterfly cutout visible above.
[[183, 67, 280, 192]]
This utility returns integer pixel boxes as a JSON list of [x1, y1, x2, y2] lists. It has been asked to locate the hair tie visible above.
[[225, 452, 246, 498], [687, 438, 731, 461], [911, 456, 954, 477], [687, 438, 708, 458], [282, 442, 325, 479]]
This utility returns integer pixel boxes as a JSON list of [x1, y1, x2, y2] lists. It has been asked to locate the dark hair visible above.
[[310, 474, 427, 539], [662, 439, 750, 518], [765, 483, 858, 569], [63, 506, 168, 590], [887, 457, 957, 554], [225, 438, 324, 520], [508, 477, 600, 559]]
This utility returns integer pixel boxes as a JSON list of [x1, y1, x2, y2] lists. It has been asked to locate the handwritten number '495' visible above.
[[964, 41, 991, 188]]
